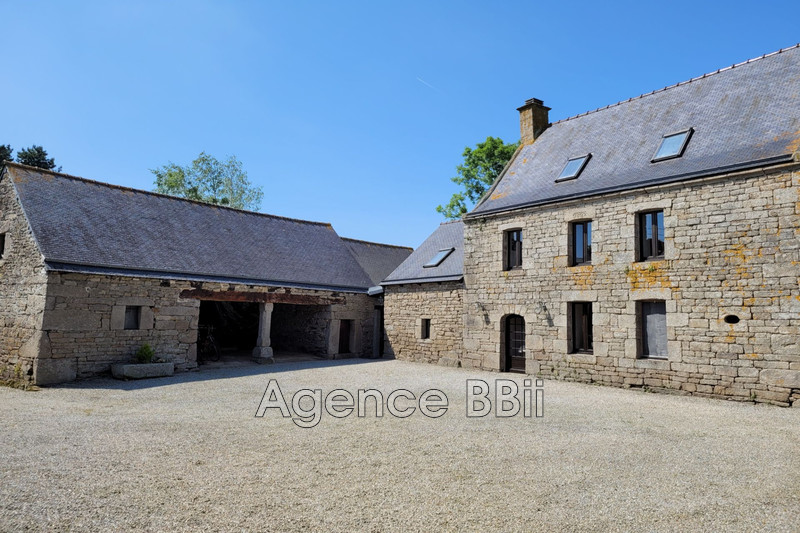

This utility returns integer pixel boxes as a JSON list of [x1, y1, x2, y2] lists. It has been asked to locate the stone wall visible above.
[[0, 171, 48, 385], [384, 281, 464, 365], [271, 304, 330, 355], [34, 272, 377, 384], [463, 164, 800, 406]]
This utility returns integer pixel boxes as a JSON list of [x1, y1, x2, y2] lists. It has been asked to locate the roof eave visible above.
[[465, 154, 795, 219]]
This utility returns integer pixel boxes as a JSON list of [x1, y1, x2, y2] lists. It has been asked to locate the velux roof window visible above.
[[423, 248, 454, 268], [556, 154, 591, 182], [653, 128, 693, 162]]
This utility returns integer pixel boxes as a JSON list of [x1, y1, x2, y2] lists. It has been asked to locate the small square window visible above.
[[570, 302, 593, 353], [423, 248, 455, 268], [570, 221, 592, 266], [556, 154, 591, 182], [420, 318, 431, 340], [0, 233, 5, 259], [124, 306, 141, 330], [504, 229, 523, 270], [652, 129, 693, 162], [638, 210, 664, 261]]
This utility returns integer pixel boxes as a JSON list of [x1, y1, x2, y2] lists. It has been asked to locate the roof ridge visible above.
[[341, 236, 413, 250], [551, 43, 800, 126], [3, 161, 334, 228]]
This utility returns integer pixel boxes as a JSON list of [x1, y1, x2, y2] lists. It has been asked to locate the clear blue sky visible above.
[[2, 1, 797, 247]]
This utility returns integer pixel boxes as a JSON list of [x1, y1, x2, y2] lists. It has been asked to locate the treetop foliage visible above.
[[1, 144, 61, 171], [436, 136, 519, 219], [152, 152, 264, 211]]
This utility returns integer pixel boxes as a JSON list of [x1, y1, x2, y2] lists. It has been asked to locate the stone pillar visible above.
[[253, 302, 274, 363]]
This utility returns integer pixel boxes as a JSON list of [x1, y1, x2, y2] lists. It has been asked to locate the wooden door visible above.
[[505, 315, 526, 373]]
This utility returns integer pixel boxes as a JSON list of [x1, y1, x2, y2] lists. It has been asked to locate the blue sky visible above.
[[2, 1, 797, 247]]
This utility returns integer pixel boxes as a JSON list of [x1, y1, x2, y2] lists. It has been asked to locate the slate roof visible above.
[[5, 163, 386, 292], [382, 220, 463, 285], [342, 238, 412, 286], [471, 44, 800, 216]]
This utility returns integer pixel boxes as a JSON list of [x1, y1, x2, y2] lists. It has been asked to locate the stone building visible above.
[[384, 45, 800, 406], [0, 163, 410, 385], [382, 220, 464, 366]]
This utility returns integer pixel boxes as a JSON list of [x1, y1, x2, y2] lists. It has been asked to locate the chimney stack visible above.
[[517, 98, 550, 144]]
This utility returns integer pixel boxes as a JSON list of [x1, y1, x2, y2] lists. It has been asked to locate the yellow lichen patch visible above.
[[743, 353, 761, 360], [625, 261, 673, 290], [521, 158, 528, 164], [490, 191, 508, 200], [785, 129, 800, 154], [568, 264, 594, 288]]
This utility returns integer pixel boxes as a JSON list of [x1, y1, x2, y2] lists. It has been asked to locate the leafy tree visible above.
[[152, 152, 264, 211], [16, 145, 60, 171], [436, 136, 519, 219], [0, 145, 13, 163]]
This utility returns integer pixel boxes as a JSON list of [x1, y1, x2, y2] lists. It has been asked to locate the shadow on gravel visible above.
[[48, 357, 394, 391]]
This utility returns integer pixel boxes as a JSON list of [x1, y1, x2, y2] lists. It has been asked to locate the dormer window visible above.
[[652, 128, 693, 162], [423, 248, 454, 268], [555, 154, 591, 182]]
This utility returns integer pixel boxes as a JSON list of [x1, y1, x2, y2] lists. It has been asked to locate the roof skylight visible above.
[[423, 248, 454, 268], [653, 128, 693, 162], [556, 154, 591, 182]]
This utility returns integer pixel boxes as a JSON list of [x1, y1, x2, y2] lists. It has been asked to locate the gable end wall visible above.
[[0, 171, 48, 385]]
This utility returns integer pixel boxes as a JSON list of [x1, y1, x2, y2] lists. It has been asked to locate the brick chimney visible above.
[[517, 98, 550, 144]]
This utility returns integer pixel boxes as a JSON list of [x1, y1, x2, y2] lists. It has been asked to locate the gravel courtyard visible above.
[[1, 359, 798, 532]]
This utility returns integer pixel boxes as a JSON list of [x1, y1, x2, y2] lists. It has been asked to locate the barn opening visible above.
[[270, 303, 329, 360], [198, 301, 259, 363]]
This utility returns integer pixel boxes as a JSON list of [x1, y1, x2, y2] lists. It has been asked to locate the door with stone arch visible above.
[[503, 314, 526, 373]]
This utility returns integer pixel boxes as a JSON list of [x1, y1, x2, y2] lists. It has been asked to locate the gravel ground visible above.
[[1, 359, 799, 532]]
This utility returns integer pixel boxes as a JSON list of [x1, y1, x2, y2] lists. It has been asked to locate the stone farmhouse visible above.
[[383, 44, 800, 406], [0, 163, 410, 385]]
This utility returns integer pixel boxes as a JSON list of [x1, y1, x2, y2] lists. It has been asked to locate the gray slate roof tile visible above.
[[6, 164, 379, 291], [471, 45, 800, 216], [342, 238, 412, 286], [382, 220, 463, 285]]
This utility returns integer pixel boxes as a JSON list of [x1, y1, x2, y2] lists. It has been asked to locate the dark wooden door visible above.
[[505, 315, 526, 373], [338, 319, 352, 354]]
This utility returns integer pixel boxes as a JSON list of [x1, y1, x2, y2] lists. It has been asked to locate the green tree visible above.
[[152, 152, 264, 211], [0, 145, 13, 163], [436, 136, 519, 219], [16, 145, 60, 171]]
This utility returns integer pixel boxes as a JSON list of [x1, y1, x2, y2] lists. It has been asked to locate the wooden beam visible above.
[[179, 289, 344, 305]]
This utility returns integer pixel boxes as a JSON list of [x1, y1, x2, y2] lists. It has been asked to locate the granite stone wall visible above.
[[0, 172, 48, 385], [383, 281, 464, 366], [33, 273, 377, 384], [462, 164, 800, 406]]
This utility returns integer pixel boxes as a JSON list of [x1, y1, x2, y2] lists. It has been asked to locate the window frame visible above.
[[0, 233, 5, 260], [638, 300, 668, 359], [637, 210, 665, 261], [555, 153, 592, 182], [504, 229, 523, 271], [569, 220, 592, 266], [569, 302, 593, 354], [124, 306, 141, 330], [423, 248, 455, 268], [420, 318, 431, 340], [651, 128, 693, 162]]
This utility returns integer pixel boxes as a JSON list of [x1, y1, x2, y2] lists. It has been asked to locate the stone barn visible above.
[[0, 163, 410, 385]]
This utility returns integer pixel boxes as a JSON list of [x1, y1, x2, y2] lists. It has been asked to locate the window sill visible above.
[[636, 256, 665, 263], [501, 269, 525, 278], [569, 262, 592, 268]]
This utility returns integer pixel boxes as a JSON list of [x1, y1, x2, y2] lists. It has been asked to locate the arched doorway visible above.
[[503, 315, 526, 373]]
